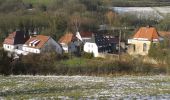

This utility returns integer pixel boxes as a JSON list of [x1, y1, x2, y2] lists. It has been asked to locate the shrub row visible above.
[[0, 49, 168, 76]]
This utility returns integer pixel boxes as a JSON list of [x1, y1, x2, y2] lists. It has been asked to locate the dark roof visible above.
[[95, 34, 119, 46], [3, 31, 29, 45], [94, 33, 119, 53], [80, 32, 93, 38]]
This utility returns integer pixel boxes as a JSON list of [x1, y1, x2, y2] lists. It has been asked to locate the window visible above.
[[88, 44, 90, 48], [143, 43, 147, 52]]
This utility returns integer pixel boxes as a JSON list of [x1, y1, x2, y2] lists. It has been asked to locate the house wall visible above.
[[82, 38, 92, 43], [60, 42, 77, 53], [3, 44, 23, 52], [3, 44, 15, 52], [84, 42, 98, 57], [41, 38, 62, 54], [68, 42, 77, 53], [60, 43, 68, 53], [4, 44, 29, 55], [22, 46, 40, 54], [127, 39, 152, 55]]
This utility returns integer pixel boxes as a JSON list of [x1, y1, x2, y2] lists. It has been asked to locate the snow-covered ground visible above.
[[0, 75, 170, 99], [112, 6, 170, 19]]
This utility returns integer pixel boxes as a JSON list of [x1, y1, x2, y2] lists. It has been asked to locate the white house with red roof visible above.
[[128, 26, 161, 55], [3, 31, 62, 56], [23, 35, 62, 54]]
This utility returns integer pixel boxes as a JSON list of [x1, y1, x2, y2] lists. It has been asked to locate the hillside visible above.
[[0, 0, 169, 43]]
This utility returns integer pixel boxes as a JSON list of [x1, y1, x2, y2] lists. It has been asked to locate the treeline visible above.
[[0, 0, 169, 44], [0, 0, 104, 43], [0, 14, 67, 40]]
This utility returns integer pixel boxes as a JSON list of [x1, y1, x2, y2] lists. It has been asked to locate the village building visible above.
[[128, 26, 161, 55], [59, 32, 77, 53], [23, 35, 62, 54], [3, 30, 29, 55], [84, 33, 120, 57], [3, 30, 62, 57]]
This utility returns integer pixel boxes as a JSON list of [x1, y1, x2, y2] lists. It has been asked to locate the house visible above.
[[3, 30, 29, 55], [59, 32, 77, 53], [128, 26, 160, 55], [84, 33, 120, 57], [23, 35, 62, 54], [3, 30, 62, 57]]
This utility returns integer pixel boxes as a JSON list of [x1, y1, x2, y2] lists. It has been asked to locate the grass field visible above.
[[1, 75, 170, 99]]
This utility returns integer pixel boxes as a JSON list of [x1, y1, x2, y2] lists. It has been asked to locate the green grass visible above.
[[59, 57, 87, 67]]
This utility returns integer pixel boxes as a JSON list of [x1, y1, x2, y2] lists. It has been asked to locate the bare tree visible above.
[[69, 13, 82, 32]]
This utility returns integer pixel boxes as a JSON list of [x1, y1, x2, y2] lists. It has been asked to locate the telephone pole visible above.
[[118, 30, 121, 61]]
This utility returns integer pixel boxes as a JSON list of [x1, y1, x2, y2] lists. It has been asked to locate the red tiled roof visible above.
[[80, 32, 93, 38], [58, 32, 75, 44], [25, 35, 50, 49], [133, 27, 159, 40], [3, 32, 16, 45]]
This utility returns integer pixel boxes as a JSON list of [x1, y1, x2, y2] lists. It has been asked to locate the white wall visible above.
[[128, 39, 152, 55], [3, 44, 15, 52], [84, 42, 98, 57], [3, 44, 29, 55], [82, 38, 92, 43], [22, 46, 40, 54]]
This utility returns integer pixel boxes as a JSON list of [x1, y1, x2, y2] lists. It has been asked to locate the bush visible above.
[[0, 50, 168, 75], [0, 49, 12, 75], [82, 52, 93, 59]]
